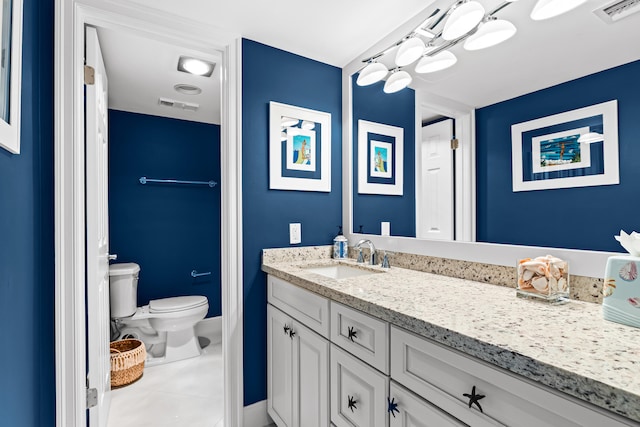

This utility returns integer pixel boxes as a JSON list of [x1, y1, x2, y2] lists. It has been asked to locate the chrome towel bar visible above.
[[191, 270, 211, 278], [139, 176, 217, 188]]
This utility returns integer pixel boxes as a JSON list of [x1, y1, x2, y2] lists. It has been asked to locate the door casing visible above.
[[54, 1, 244, 426]]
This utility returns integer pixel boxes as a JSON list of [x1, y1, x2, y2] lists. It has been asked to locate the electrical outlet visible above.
[[381, 222, 390, 236], [289, 223, 301, 244]]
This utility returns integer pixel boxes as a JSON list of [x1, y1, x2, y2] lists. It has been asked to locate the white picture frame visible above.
[[358, 119, 404, 195], [0, 0, 23, 154], [511, 100, 619, 192], [269, 101, 331, 192]]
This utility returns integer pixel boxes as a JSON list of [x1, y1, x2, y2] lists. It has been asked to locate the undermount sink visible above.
[[304, 264, 381, 280]]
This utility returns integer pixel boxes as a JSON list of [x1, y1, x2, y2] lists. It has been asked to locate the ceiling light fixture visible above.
[[384, 69, 412, 94], [173, 83, 202, 95], [415, 50, 458, 73], [356, 61, 388, 86], [442, 1, 486, 41], [395, 37, 426, 67], [577, 132, 604, 143], [463, 17, 517, 51], [177, 56, 215, 77], [530, 0, 588, 20]]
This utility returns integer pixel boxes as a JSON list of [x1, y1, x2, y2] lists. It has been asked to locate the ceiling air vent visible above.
[[158, 97, 200, 112], [594, 0, 640, 23]]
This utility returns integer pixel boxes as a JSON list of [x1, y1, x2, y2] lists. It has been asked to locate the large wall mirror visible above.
[[342, 0, 640, 276], [0, 0, 23, 154]]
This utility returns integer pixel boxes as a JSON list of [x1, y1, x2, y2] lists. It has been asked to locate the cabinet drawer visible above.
[[331, 344, 389, 427], [389, 381, 466, 427], [268, 275, 330, 338], [391, 326, 633, 427], [330, 301, 389, 374]]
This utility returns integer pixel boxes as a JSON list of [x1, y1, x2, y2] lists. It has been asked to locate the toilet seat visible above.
[[149, 296, 208, 313]]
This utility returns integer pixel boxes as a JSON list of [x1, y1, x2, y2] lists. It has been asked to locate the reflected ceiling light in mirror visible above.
[[415, 50, 458, 73], [442, 1, 486, 41], [530, 0, 588, 20], [356, 61, 389, 86], [395, 37, 426, 67], [301, 120, 315, 130], [281, 116, 299, 127], [463, 17, 517, 51], [577, 132, 604, 143], [383, 69, 412, 93]]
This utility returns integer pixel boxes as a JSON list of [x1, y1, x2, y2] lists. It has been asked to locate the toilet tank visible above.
[[109, 262, 140, 318]]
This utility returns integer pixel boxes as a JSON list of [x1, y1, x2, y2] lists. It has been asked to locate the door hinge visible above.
[[84, 65, 95, 85], [86, 387, 98, 409], [451, 138, 459, 150]]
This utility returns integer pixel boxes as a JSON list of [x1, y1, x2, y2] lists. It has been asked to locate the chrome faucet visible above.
[[355, 239, 376, 265]]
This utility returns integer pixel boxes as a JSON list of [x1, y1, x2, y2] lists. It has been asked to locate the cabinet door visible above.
[[389, 381, 465, 427], [268, 305, 294, 427], [293, 320, 330, 427], [331, 344, 389, 427]]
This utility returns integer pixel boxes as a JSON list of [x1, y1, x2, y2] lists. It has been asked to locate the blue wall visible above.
[[0, 0, 55, 425], [109, 110, 221, 317], [476, 60, 640, 252], [242, 39, 342, 405], [352, 75, 415, 237]]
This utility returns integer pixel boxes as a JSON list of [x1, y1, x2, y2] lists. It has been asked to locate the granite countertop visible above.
[[262, 249, 640, 423]]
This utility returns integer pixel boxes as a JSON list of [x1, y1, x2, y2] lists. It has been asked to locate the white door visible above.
[[267, 305, 294, 427], [86, 25, 111, 427], [416, 119, 454, 240], [293, 320, 329, 427]]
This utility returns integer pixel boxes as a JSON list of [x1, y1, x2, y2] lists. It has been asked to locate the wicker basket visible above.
[[110, 339, 146, 388]]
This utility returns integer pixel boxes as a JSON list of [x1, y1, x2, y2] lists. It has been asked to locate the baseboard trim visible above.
[[244, 400, 274, 427]]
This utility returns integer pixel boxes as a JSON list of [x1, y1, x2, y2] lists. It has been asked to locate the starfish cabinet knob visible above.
[[347, 395, 358, 412], [347, 326, 358, 342], [387, 397, 399, 418], [463, 385, 486, 413]]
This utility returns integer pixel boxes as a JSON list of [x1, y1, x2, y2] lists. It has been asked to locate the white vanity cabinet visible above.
[[267, 277, 330, 427]]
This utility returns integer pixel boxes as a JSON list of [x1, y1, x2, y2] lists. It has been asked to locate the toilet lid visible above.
[[149, 296, 208, 313]]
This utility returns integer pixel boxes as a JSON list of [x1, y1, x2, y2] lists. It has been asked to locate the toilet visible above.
[[109, 262, 209, 366]]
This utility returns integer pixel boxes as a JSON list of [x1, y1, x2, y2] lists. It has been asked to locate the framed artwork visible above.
[[358, 119, 403, 195], [269, 101, 331, 192], [511, 100, 619, 192], [0, 0, 23, 154]]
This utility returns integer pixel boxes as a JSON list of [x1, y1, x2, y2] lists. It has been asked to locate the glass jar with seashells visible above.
[[517, 255, 569, 303]]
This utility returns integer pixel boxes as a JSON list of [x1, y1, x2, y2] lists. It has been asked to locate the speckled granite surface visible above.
[[262, 247, 640, 423]]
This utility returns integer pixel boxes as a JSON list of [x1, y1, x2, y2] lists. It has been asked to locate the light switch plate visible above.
[[381, 222, 390, 236], [289, 223, 301, 244]]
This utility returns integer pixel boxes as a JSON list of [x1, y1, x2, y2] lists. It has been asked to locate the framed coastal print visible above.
[[358, 119, 403, 195], [511, 100, 619, 192], [0, 0, 23, 154], [269, 101, 331, 192]]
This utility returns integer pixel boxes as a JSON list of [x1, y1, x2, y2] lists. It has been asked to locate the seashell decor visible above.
[[517, 255, 569, 302]]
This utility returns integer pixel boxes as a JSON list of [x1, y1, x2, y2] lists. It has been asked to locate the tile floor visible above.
[[108, 335, 224, 427]]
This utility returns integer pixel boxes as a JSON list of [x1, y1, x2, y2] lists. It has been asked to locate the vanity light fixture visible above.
[[530, 0, 588, 20], [356, 61, 389, 86], [395, 36, 426, 67], [301, 120, 315, 130], [281, 116, 299, 127], [415, 50, 458, 73], [280, 131, 287, 141], [577, 132, 604, 144], [463, 17, 517, 51], [442, 0, 486, 41], [177, 56, 215, 77], [384, 69, 412, 93]]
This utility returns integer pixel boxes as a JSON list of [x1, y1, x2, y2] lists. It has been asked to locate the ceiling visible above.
[[98, 0, 640, 124], [97, 27, 222, 124]]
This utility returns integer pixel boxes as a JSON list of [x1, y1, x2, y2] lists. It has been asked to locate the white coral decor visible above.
[[614, 230, 640, 257]]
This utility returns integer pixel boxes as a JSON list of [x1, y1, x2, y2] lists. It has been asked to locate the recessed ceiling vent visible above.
[[158, 97, 199, 112], [594, 0, 640, 23]]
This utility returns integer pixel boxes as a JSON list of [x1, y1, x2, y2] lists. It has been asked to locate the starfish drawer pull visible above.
[[463, 385, 485, 413]]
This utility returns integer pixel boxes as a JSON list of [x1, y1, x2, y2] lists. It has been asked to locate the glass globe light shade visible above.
[[463, 19, 517, 51], [577, 132, 604, 144], [395, 37, 426, 67], [301, 120, 315, 130], [356, 62, 388, 86], [383, 70, 412, 94], [442, 1, 486, 41], [531, 0, 588, 20], [281, 117, 299, 127], [414, 51, 458, 74]]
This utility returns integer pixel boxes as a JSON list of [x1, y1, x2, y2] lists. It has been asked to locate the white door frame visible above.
[[54, 2, 244, 426]]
